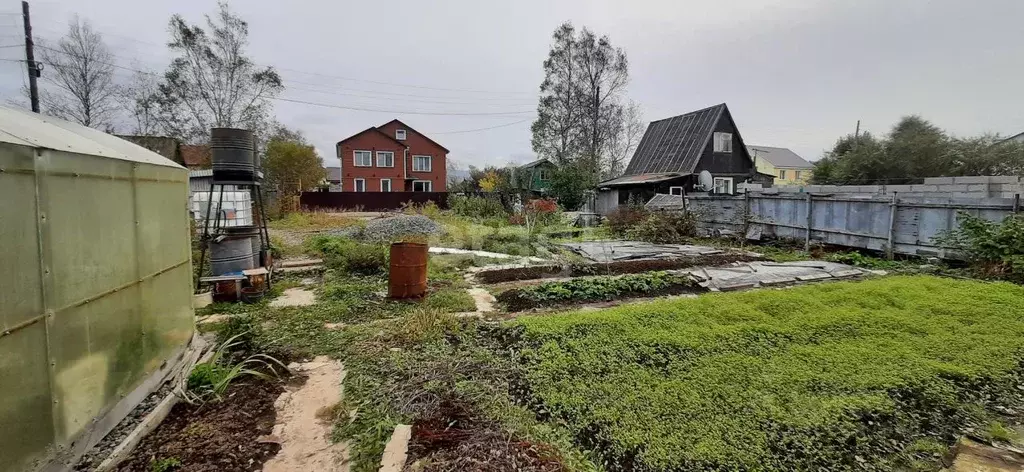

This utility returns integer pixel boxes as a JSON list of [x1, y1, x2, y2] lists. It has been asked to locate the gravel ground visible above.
[[358, 215, 442, 242], [73, 382, 176, 471]]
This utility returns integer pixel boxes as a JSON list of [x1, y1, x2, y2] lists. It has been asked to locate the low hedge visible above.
[[511, 276, 1024, 471]]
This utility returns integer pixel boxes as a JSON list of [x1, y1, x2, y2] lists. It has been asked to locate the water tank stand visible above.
[[194, 180, 273, 295]]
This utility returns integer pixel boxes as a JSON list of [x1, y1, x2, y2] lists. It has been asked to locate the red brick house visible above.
[[335, 119, 449, 192]]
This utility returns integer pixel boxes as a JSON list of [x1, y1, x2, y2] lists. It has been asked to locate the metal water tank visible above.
[[224, 225, 262, 268], [210, 235, 256, 274], [210, 128, 255, 181]]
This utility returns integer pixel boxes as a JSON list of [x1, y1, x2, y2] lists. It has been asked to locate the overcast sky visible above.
[[2, 0, 1022, 169]]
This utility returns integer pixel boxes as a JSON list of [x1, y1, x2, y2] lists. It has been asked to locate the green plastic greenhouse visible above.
[[0, 106, 195, 471]]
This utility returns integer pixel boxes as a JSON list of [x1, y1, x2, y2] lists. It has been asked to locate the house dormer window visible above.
[[713, 132, 732, 153], [396, 129, 407, 140]]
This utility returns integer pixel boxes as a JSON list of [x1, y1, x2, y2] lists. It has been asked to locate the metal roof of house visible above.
[[747, 145, 812, 169], [0, 106, 183, 168], [623, 103, 727, 176], [598, 172, 685, 187], [646, 193, 686, 211], [518, 158, 553, 169]]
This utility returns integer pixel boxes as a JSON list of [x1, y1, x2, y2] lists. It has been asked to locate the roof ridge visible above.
[[650, 102, 726, 123]]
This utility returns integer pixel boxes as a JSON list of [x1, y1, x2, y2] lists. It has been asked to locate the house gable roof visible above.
[[378, 119, 450, 153], [518, 158, 554, 169], [747, 145, 812, 169], [624, 103, 751, 177], [336, 127, 408, 149]]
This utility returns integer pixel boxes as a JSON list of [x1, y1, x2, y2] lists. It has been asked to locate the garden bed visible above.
[[509, 276, 1024, 471], [474, 253, 762, 285], [496, 271, 703, 312], [114, 375, 291, 472]]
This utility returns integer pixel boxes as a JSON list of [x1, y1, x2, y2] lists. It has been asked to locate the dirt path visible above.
[[262, 357, 348, 472]]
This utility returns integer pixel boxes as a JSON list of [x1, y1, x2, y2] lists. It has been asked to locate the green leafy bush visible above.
[[448, 194, 508, 220], [497, 271, 695, 310], [938, 212, 1024, 281], [511, 276, 1024, 471], [306, 235, 388, 275], [605, 204, 650, 237], [626, 210, 698, 244], [826, 251, 904, 270]]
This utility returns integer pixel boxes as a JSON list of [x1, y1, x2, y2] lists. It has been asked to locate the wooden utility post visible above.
[[22, 0, 39, 113], [853, 120, 861, 151]]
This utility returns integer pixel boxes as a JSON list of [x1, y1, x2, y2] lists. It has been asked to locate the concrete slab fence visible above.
[[687, 187, 1021, 258]]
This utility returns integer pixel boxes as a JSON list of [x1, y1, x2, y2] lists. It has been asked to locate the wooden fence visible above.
[[687, 192, 1021, 258], [300, 191, 451, 211]]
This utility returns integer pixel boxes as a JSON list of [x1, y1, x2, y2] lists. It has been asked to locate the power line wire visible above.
[[31, 21, 535, 97], [38, 45, 538, 118], [270, 96, 535, 116], [431, 118, 533, 134]]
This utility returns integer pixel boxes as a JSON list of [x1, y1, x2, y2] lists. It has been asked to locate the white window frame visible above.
[[396, 129, 407, 140], [779, 169, 787, 180], [376, 151, 394, 168], [537, 168, 550, 181], [713, 132, 733, 153], [353, 150, 372, 167], [669, 186, 684, 196], [380, 178, 392, 192], [713, 177, 733, 194], [412, 155, 432, 172], [353, 178, 366, 192], [412, 180, 432, 192]]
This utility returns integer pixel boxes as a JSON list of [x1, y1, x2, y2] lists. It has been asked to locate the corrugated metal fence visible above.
[[687, 192, 1021, 258]]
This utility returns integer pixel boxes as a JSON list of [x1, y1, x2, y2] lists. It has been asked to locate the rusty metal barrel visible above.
[[389, 242, 428, 298], [210, 127, 255, 182]]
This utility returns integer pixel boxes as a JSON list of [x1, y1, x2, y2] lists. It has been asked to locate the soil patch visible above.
[[406, 401, 566, 472], [115, 376, 286, 472], [474, 254, 760, 285]]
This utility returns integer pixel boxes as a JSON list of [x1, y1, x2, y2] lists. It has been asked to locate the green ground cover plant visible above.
[[511, 276, 1024, 471]]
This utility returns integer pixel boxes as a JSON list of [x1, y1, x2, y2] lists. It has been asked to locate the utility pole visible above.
[[853, 120, 860, 151], [22, 0, 39, 113]]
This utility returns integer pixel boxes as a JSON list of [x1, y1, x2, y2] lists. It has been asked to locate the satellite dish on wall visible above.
[[698, 170, 714, 191]]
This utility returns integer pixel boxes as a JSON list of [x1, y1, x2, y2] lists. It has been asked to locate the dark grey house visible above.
[[596, 103, 773, 214]]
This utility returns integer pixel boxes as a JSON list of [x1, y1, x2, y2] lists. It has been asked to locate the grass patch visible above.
[[269, 211, 359, 230], [511, 276, 1024, 471]]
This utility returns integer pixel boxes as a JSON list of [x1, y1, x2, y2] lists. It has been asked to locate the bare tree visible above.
[[36, 17, 118, 128], [574, 27, 628, 183], [155, 2, 283, 143], [531, 23, 584, 167], [531, 22, 633, 199], [116, 69, 162, 135], [604, 101, 645, 179]]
